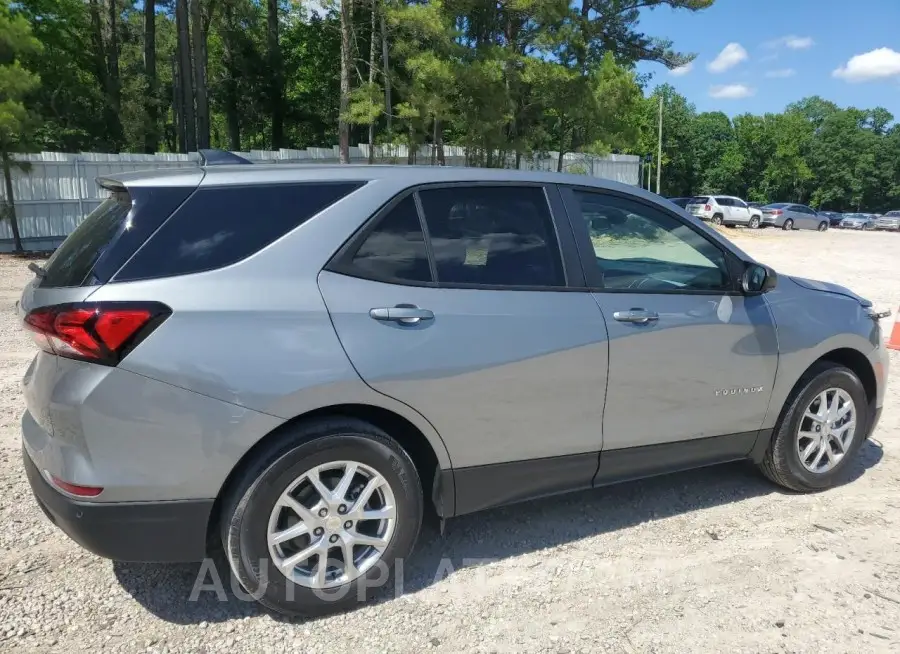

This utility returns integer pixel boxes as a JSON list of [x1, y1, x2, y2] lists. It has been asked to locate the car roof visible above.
[[99, 163, 643, 196]]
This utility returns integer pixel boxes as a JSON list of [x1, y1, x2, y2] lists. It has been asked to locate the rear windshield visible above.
[[885, 211, 900, 217], [40, 192, 132, 287], [689, 196, 709, 204], [764, 203, 789, 209]]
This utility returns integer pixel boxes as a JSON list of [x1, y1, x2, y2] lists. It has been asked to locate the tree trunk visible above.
[[172, 55, 186, 151], [143, 0, 158, 153], [380, 11, 391, 136], [339, 0, 352, 163], [222, 2, 241, 150], [407, 124, 415, 164], [557, 147, 565, 173], [88, 0, 122, 150], [436, 122, 445, 166], [107, 0, 121, 114], [2, 151, 23, 253], [267, 0, 284, 149], [175, 0, 196, 152], [367, 0, 377, 164], [190, 0, 210, 149]]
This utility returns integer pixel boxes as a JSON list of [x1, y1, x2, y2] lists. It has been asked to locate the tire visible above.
[[712, 214, 724, 225], [818, 221, 828, 232], [782, 218, 794, 230], [759, 362, 869, 493], [749, 216, 760, 229], [220, 418, 423, 617]]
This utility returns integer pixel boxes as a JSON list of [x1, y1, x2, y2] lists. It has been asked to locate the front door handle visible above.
[[370, 305, 434, 325], [613, 308, 659, 324]]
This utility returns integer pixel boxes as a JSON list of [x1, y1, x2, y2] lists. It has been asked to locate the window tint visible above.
[[417, 186, 565, 287], [117, 182, 362, 281], [574, 190, 730, 292], [690, 196, 710, 204], [886, 211, 900, 217], [349, 196, 432, 283], [713, 197, 732, 207], [41, 193, 132, 287]]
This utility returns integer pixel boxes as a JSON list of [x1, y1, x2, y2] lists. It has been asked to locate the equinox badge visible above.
[[716, 386, 764, 397]]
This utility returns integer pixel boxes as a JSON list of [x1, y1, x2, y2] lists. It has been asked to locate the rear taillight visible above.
[[23, 302, 170, 366], [772, 209, 783, 215], [704, 204, 711, 212]]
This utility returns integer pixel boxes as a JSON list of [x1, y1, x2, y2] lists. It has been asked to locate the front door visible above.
[[560, 187, 779, 455], [319, 185, 610, 511]]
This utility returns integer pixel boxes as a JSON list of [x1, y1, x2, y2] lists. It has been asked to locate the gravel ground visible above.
[[1, 229, 899, 653]]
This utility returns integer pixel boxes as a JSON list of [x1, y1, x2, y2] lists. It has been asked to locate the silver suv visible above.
[[19, 158, 889, 617], [685, 195, 763, 228]]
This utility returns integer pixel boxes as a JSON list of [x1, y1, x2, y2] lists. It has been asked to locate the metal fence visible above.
[[0, 146, 641, 252]]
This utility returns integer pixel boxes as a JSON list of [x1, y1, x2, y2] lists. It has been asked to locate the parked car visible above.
[[760, 203, 829, 231], [818, 211, 845, 228], [667, 197, 693, 209], [685, 195, 763, 228], [19, 156, 889, 617], [840, 213, 877, 230], [875, 210, 900, 231]]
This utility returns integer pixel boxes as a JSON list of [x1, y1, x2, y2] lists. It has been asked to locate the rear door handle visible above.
[[370, 305, 434, 325], [613, 308, 659, 324]]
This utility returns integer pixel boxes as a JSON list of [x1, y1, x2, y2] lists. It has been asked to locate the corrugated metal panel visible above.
[[0, 148, 640, 251]]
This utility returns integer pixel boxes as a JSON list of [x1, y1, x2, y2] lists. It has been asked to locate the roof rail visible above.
[[198, 149, 253, 166]]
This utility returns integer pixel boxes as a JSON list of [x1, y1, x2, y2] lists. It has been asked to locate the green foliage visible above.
[[0, 0, 42, 149], [634, 83, 899, 212]]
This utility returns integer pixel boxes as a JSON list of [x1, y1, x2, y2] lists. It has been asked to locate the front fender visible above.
[[761, 277, 885, 429]]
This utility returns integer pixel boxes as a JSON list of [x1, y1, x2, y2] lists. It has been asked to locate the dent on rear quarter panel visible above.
[[761, 277, 883, 429]]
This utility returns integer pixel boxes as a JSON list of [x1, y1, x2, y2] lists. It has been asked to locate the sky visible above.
[[635, 0, 900, 118]]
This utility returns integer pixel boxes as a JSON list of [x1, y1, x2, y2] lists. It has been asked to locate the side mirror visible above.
[[742, 263, 778, 295]]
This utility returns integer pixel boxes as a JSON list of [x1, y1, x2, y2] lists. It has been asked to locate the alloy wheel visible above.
[[267, 460, 397, 589], [796, 388, 856, 474]]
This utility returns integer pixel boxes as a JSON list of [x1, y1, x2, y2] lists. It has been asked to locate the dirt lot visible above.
[[1, 228, 899, 653]]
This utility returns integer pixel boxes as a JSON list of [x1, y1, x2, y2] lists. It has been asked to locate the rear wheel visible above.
[[782, 218, 794, 230], [221, 418, 423, 617], [759, 363, 868, 492], [749, 216, 760, 229], [818, 221, 828, 232], [712, 214, 724, 225]]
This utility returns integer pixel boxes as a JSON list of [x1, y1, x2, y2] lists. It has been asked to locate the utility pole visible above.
[[656, 94, 663, 195]]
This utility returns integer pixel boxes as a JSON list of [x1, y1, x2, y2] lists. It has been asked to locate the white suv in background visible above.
[[685, 196, 763, 228]]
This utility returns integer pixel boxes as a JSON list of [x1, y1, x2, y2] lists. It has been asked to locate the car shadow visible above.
[[113, 439, 883, 625]]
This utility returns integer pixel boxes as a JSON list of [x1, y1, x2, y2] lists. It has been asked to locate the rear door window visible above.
[[117, 182, 363, 281], [417, 186, 566, 288], [348, 196, 433, 283]]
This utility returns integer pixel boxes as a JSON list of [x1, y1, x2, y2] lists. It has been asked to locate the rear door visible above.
[[730, 198, 752, 224], [319, 184, 610, 510], [559, 186, 778, 459]]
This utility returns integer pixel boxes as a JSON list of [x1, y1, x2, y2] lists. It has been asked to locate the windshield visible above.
[[885, 211, 900, 217]]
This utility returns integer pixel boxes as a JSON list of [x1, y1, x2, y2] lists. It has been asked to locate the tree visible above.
[[0, 0, 42, 252], [338, 0, 352, 163], [143, 0, 159, 152], [190, 0, 210, 149], [175, 0, 195, 152], [266, 0, 283, 148]]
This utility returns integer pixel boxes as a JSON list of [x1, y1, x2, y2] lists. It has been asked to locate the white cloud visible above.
[[759, 53, 779, 63], [669, 62, 693, 77], [765, 35, 815, 50], [765, 68, 796, 78], [708, 43, 748, 73], [709, 84, 756, 99], [833, 47, 900, 82]]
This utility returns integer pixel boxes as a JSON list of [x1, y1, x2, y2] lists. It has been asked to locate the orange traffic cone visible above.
[[888, 308, 900, 351]]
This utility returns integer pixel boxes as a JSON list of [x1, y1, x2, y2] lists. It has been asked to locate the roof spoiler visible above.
[[198, 149, 253, 166]]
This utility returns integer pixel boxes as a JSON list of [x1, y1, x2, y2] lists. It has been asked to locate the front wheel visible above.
[[221, 418, 424, 617], [818, 221, 828, 232], [759, 363, 869, 492], [749, 216, 761, 229], [782, 218, 794, 230]]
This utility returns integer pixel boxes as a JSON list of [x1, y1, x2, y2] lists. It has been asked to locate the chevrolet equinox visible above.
[[19, 154, 889, 616]]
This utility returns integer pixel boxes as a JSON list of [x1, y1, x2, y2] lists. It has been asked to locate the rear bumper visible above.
[[23, 447, 212, 562]]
